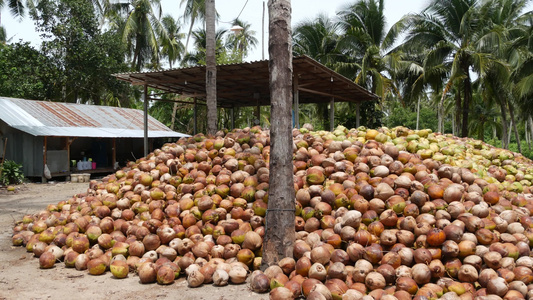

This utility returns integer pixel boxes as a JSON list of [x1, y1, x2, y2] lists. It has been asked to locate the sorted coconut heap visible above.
[[11, 125, 533, 300]]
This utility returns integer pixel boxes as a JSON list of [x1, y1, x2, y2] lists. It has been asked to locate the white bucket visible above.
[[71, 175, 79, 183], [83, 173, 91, 182]]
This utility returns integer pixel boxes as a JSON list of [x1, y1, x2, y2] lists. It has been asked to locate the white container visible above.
[[83, 173, 91, 182], [71, 174, 79, 183], [78, 174, 86, 182]]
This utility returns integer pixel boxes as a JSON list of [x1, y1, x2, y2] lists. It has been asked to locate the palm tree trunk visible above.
[[508, 102, 521, 153], [184, 18, 196, 55], [498, 98, 509, 149], [171, 101, 178, 130], [416, 97, 420, 130], [508, 120, 512, 147], [262, 0, 294, 269], [438, 94, 445, 133], [525, 119, 531, 151], [455, 90, 461, 136], [493, 118, 497, 140], [461, 76, 471, 138], [205, 0, 217, 135], [528, 116, 533, 151], [451, 112, 455, 136]]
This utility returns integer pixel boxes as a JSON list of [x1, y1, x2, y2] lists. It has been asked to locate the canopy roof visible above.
[[114, 56, 378, 107], [0, 97, 188, 138]]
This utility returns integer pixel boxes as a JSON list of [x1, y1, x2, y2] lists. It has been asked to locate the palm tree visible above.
[[160, 14, 184, 68], [293, 13, 341, 130], [226, 18, 258, 62], [205, 0, 216, 135], [0, 25, 5, 43], [180, 0, 206, 54], [401, 0, 506, 137], [293, 13, 341, 67], [181, 27, 227, 65], [0, 0, 32, 20], [335, 0, 404, 100], [121, 0, 169, 71], [475, 0, 531, 149], [263, 0, 295, 268]]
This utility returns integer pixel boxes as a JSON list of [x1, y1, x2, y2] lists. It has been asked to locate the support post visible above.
[[293, 74, 299, 128], [43, 136, 47, 183], [356, 102, 360, 128], [329, 97, 335, 132], [256, 103, 260, 126], [143, 84, 148, 157], [193, 98, 198, 134], [231, 107, 235, 129], [112, 138, 117, 169]]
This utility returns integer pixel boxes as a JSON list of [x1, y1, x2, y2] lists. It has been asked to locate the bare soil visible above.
[[0, 182, 269, 300]]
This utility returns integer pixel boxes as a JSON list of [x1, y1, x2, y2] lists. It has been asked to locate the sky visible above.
[[1, 0, 532, 63]]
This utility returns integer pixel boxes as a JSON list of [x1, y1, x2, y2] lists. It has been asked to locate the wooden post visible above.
[[112, 138, 117, 169], [293, 74, 299, 128], [263, 0, 295, 269], [231, 107, 235, 129], [43, 136, 47, 183], [193, 98, 198, 134], [256, 103, 260, 126], [356, 102, 360, 128], [329, 97, 335, 132], [143, 84, 148, 157]]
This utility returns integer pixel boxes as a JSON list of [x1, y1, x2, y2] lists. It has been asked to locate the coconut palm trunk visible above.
[[508, 102, 521, 153], [262, 0, 295, 268], [205, 0, 216, 135], [498, 97, 509, 149]]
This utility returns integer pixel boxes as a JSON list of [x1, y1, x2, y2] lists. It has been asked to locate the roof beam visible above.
[[298, 87, 352, 102]]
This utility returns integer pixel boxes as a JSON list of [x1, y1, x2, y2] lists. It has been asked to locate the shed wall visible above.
[[0, 120, 43, 177]]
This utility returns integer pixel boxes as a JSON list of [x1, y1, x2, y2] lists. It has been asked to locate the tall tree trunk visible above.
[[508, 120, 512, 147], [525, 119, 531, 151], [262, 0, 295, 269], [171, 101, 178, 130], [461, 75, 471, 138], [455, 89, 461, 136], [508, 102, 521, 153], [184, 18, 196, 55], [205, 0, 217, 135], [416, 97, 420, 130], [529, 116, 533, 151], [438, 92, 445, 133], [498, 98, 509, 149]]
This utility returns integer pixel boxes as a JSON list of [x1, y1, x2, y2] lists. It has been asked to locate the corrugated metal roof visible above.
[[114, 55, 378, 108], [0, 97, 189, 138]]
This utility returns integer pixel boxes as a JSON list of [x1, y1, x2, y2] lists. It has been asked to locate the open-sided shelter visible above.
[[114, 55, 378, 140], [0, 97, 188, 181]]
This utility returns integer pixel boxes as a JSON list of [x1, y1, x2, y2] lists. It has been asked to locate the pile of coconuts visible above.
[[11, 124, 533, 300]]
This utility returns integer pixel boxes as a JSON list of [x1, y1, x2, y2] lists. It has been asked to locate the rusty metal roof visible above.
[[113, 55, 378, 108], [0, 97, 188, 138]]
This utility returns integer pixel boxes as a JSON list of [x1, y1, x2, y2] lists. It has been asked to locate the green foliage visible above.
[[336, 101, 384, 130], [0, 160, 24, 186], [32, 0, 134, 106], [0, 42, 59, 99], [384, 102, 454, 133]]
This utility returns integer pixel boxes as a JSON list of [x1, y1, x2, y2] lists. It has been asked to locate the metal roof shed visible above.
[[0, 97, 188, 180], [114, 55, 378, 135]]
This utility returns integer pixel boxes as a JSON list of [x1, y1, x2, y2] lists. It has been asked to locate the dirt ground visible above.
[[0, 182, 269, 300]]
